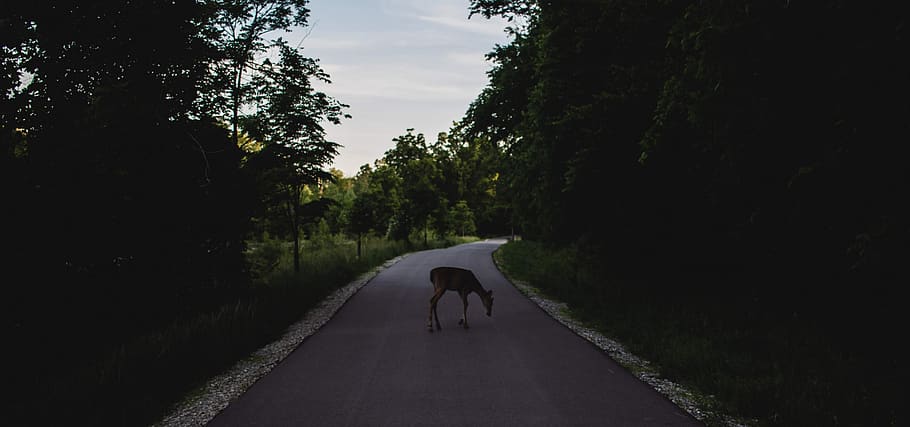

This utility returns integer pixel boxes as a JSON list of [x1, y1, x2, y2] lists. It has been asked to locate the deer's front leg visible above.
[[428, 289, 444, 332], [458, 291, 469, 329]]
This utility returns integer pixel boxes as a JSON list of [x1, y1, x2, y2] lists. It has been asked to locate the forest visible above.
[[3, 0, 907, 426], [467, 1, 907, 425]]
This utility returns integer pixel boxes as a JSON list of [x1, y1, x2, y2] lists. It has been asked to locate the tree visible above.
[[432, 124, 507, 236], [320, 169, 356, 235], [242, 41, 349, 272], [451, 200, 477, 237], [383, 129, 441, 244], [347, 190, 381, 258], [203, 0, 312, 144], [365, 162, 403, 237]]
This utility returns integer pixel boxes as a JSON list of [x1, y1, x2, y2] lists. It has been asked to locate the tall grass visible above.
[[16, 235, 466, 427], [493, 240, 903, 427]]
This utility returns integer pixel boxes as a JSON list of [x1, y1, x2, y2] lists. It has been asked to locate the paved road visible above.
[[208, 239, 702, 426]]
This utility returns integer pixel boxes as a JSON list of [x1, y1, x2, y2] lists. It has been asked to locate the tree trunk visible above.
[[357, 233, 362, 259], [285, 192, 301, 273], [292, 225, 300, 273], [232, 64, 243, 146]]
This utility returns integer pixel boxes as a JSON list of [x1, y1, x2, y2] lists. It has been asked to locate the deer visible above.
[[427, 266, 493, 332]]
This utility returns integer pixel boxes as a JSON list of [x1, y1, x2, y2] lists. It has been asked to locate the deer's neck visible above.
[[469, 281, 486, 295]]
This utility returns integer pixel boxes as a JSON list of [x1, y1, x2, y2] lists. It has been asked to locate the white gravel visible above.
[[502, 275, 751, 427]]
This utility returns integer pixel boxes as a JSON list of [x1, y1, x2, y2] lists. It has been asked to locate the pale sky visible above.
[[287, 0, 513, 177]]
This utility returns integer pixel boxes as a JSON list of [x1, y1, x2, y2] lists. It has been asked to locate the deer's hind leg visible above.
[[428, 288, 445, 332], [433, 300, 442, 331]]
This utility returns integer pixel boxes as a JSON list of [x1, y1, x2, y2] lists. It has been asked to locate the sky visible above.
[[285, 0, 513, 177]]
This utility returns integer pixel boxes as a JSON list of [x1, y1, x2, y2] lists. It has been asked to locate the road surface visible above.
[[208, 238, 702, 426]]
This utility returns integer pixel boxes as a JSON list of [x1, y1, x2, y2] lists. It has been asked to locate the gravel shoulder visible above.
[[497, 275, 750, 427], [153, 255, 409, 427]]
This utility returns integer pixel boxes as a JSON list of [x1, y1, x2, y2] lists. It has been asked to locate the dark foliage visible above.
[[0, 1, 325, 425], [467, 0, 909, 425]]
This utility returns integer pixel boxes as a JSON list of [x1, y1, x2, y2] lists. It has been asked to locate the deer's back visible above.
[[430, 266, 478, 291]]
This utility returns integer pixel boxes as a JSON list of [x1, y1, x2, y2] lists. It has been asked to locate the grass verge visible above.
[[492, 239, 903, 427]]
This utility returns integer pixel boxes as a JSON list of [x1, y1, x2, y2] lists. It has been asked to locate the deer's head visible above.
[[482, 290, 494, 317]]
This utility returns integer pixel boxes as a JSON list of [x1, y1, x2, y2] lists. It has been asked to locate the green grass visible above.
[[493, 239, 903, 427]]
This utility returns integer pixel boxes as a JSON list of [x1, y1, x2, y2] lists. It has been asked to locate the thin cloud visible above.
[[304, 36, 374, 50], [315, 62, 484, 102], [417, 14, 509, 37], [382, 0, 510, 37]]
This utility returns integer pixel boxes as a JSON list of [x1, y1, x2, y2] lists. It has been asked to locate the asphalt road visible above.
[[208, 238, 703, 426]]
